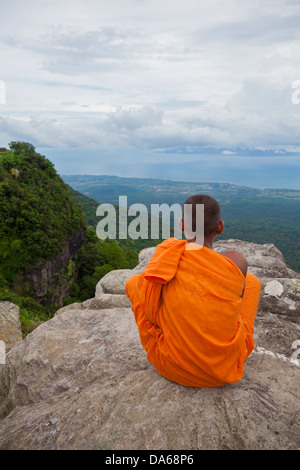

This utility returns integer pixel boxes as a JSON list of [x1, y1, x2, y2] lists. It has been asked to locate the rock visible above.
[[0, 302, 22, 351], [0, 239, 299, 450], [0, 342, 5, 365], [95, 280, 104, 297], [136, 247, 156, 271], [0, 307, 299, 450], [95, 269, 136, 296], [55, 302, 83, 316], [89, 294, 132, 309], [259, 278, 300, 318], [55, 299, 93, 316], [81, 298, 93, 309]]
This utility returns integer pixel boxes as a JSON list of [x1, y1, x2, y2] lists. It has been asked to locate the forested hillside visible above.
[[0, 142, 86, 286], [0, 143, 137, 336]]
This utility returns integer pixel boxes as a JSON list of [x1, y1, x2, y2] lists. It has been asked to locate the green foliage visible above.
[[66, 228, 138, 303], [218, 196, 300, 272], [0, 142, 86, 286], [70, 190, 166, 260], [67, 186, 100, 227], [0, 144, 140, 337], [0, 287, 54, 338], [65, 175, 300, 273]]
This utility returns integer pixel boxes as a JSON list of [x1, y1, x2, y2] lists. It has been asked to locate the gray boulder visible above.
[[0, 240, 299, 450], [89, 293, 132, 309], [0, 307, 299, 450], [0, 302, 22, 352], [97, 269, 137, 295]]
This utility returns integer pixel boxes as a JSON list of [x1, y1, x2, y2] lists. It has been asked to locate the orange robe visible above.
[[126, 238, 261, 388]]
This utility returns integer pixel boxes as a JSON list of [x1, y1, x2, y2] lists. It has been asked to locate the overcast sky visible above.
[[1, 0, 300, 187]]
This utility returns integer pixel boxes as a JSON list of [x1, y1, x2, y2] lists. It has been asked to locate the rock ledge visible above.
[[0, 240, 299, 450]]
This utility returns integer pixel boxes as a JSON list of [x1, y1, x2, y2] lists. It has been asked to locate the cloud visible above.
[[103, 106, 163, 131], [1, 0, 300, 155], [2, 90, 300, 153], [222, 150, 236, 155], [193, 11, 300, 46], [1, 25, 165, 76]]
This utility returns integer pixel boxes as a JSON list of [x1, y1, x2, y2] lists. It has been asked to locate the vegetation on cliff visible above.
[[0, 142, 86, 286], [64, 228, 138, 304], [0, 142, 137, 336]]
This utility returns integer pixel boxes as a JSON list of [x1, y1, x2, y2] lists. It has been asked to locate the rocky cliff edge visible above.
[[0, 239, 299, 450]]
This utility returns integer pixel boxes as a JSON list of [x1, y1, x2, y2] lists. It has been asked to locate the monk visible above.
[[126, 195, 261, 388]]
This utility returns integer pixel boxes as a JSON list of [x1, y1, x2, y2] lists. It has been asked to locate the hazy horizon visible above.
[[39, 147, 300, 191], [2, 1, 300, 192]]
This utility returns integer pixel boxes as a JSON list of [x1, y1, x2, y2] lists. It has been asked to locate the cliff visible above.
[[15, 227, 86, 306], [0, 142, 87, 307], [0, 239, 299, 450]]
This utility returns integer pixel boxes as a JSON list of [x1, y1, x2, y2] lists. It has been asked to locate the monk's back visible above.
[[161, 246, 245, 343], [126, 238, 260, 388], [156, 246, 247, 386]]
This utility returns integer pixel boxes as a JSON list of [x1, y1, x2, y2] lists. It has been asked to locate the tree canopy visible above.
[[0, 142, 86, 286]]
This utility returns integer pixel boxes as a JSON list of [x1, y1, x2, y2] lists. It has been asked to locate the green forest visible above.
[[0, 142, 85, 285], [63, 174, 300, 273], [0, 143, 138, 336]]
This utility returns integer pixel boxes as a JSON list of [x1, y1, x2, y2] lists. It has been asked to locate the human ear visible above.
[[178, 218, 184, 232], [216, 220, 224, 235]]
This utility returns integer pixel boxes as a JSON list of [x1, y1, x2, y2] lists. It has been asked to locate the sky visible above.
[[1, 0, 300, 188]]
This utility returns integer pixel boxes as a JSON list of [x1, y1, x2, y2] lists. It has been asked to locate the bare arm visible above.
[[220, 250, 248, 278]]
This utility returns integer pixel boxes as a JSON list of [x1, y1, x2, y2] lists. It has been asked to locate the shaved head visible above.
[[182, 194, 221, 237]]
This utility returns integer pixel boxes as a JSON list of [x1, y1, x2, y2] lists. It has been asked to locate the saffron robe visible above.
[[126, 238, 261, 388]]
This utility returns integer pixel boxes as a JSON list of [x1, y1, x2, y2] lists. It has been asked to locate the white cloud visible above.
[[1, 0, 300, 154], [222, 150, 236, 155]]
